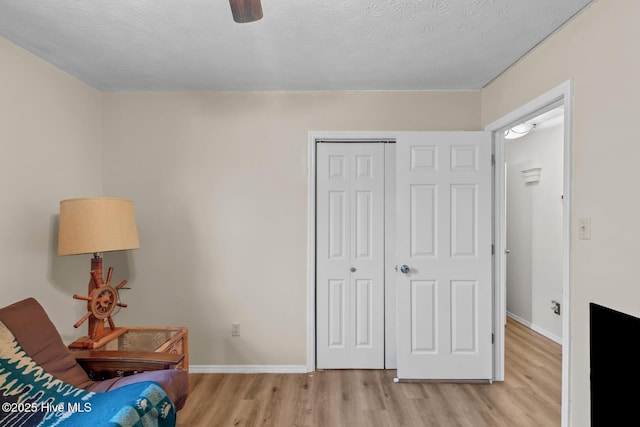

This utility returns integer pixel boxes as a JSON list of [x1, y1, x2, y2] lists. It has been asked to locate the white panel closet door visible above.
[[395, 132, 492, 380], [317, 143, 384, 369]]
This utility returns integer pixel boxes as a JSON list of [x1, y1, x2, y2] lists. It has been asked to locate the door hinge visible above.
[[491, 244, 495, 255], [492, 333, 495, 344], [491, 154, 495, 166]]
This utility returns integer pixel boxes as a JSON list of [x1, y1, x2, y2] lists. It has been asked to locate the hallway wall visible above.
[[506, 121, 564, 342]]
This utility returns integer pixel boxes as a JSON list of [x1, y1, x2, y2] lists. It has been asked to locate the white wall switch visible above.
[[231, 322, 240, 337], [578, 217, 591, 240]]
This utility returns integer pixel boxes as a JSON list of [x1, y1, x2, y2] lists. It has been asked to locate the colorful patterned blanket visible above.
[[0, 321, 176, 427]]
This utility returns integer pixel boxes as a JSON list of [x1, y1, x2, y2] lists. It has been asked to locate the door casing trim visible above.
[[484, 79, 573, 427]]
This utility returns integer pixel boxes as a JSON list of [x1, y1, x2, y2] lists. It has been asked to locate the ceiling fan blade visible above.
[[229, 0, 263, 23]]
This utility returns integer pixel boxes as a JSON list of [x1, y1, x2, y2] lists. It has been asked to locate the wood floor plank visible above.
[[177, 318, 561, 426]]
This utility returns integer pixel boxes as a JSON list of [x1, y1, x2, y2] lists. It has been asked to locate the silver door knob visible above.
[[350, 267, 356, 272], [505, 249, 511, 254], [399, 265, 410, 274]]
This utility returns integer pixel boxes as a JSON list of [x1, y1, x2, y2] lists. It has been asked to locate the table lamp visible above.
[[58, 197, 140, 348]]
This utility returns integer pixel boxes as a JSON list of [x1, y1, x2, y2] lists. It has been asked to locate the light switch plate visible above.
[[231, 322, 240, 337], [579, 217, 591, 240]]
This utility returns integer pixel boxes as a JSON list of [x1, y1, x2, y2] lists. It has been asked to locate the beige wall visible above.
[[100, 91, 481, 366], [0, 37, 102, 342], [482, 0, 640, 424]]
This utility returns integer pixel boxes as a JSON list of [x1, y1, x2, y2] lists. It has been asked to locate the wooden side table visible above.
[[72, 350, 184, 380], [68, 326, 189, 379]]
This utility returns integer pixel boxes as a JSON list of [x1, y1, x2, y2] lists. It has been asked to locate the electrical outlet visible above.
[[231, 322, 240, 337], [551, 300, 561, 315]]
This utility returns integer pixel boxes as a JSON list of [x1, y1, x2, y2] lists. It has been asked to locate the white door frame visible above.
[[485, 80, 573, 427], [307, 132, 397, 371]]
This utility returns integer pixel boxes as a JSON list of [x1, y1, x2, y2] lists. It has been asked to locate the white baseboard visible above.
[[188, 365, 309, 374], [507, 312, 562, 345]]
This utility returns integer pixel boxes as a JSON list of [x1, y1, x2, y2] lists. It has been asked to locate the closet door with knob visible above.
[[316, 142, 384, 369]]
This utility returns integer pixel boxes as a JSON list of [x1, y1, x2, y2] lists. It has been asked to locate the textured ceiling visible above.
[[0, 0, 594, 91]]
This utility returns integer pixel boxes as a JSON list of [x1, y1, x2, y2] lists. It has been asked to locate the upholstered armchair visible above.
[[0, 298, 188, 426]]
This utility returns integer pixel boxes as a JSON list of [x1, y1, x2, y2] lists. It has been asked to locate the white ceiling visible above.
[[0, 0, 594, 91]]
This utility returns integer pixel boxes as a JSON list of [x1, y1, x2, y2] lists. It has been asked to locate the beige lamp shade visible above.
[[58, 197, 140, 256]]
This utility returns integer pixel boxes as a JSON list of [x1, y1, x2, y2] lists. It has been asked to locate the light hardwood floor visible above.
[[176, 318, 561, 426]]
